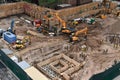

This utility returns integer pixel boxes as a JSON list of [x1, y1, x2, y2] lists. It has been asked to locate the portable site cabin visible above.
[[3, 31, 16, 43]]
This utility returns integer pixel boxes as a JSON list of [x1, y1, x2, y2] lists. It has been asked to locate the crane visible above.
[[70, 27, 88, 42]]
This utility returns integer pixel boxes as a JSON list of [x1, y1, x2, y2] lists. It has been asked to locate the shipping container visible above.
[[3, 31, 16, 43]]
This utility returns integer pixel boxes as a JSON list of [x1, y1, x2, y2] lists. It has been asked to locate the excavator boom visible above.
[[75, 27, 88, 36], [55, 13, 66, 28]]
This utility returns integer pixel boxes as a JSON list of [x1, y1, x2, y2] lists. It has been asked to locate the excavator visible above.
[[13, 36, 31, 50], [54, 13, 75, 34], [41, 12, 74, 36], [69, 27, 88, 42]]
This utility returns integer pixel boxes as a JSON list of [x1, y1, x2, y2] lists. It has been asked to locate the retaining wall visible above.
[[0, 1, 117, 19], [0, 2, 24, 18]]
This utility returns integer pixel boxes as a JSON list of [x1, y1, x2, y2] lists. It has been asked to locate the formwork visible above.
[[37, 54, 85, 80]]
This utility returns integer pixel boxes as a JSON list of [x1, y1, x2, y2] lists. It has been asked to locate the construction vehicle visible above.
[[100, 14, 107, 19], [54, 13, 75, 34], [95, 0, 111, 19], [13, 36, 31, 50], [70, 27, 88, 42], [12, 39, 25, 50], [72, 18, 83, 25], [85, 18, 96, 24]]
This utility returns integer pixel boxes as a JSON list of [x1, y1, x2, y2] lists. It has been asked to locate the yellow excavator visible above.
[[43, 11, 74, 35], [70, 27, 88, 42], [13, 36, 31, 50], [54, 13, 73, 34]]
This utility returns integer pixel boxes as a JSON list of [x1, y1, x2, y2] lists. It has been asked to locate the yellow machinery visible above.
[[54, 13, 72, 34], [13, 39, 25, 50], [13, 36, 31, 50], [100, 14, 107, 19], [70, 27, 88, 42], [96, 0, 111, 19], [43, 11, 74, 35]]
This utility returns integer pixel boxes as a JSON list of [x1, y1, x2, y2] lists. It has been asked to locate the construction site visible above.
[[0, 0, 120, 80]]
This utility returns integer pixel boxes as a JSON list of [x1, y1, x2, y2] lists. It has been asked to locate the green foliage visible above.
[[23, 0, 64, 9], [23, 0, 31, 3]]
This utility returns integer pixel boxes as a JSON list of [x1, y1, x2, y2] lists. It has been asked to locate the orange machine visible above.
[[54, 13, 72, 34], [70, 27, 88, 42]]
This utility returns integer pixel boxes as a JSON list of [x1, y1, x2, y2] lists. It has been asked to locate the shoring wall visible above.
[[0, 2, 117, 19], [56, 2, 100, 19], [23, 2, 55, 19], [0, 2, 24, 18]]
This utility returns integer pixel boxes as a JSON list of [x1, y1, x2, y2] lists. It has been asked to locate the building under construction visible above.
[[0, 0, 120, 80]]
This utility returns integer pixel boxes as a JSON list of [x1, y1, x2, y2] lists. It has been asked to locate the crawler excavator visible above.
[[13, 36, 31, 50], [55, 13, 75, 34], [70, 27, 88, 42]]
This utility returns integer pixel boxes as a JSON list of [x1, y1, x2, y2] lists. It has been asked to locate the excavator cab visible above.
[[69, 27, 88, 43], [61, 27, 75, 35]]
